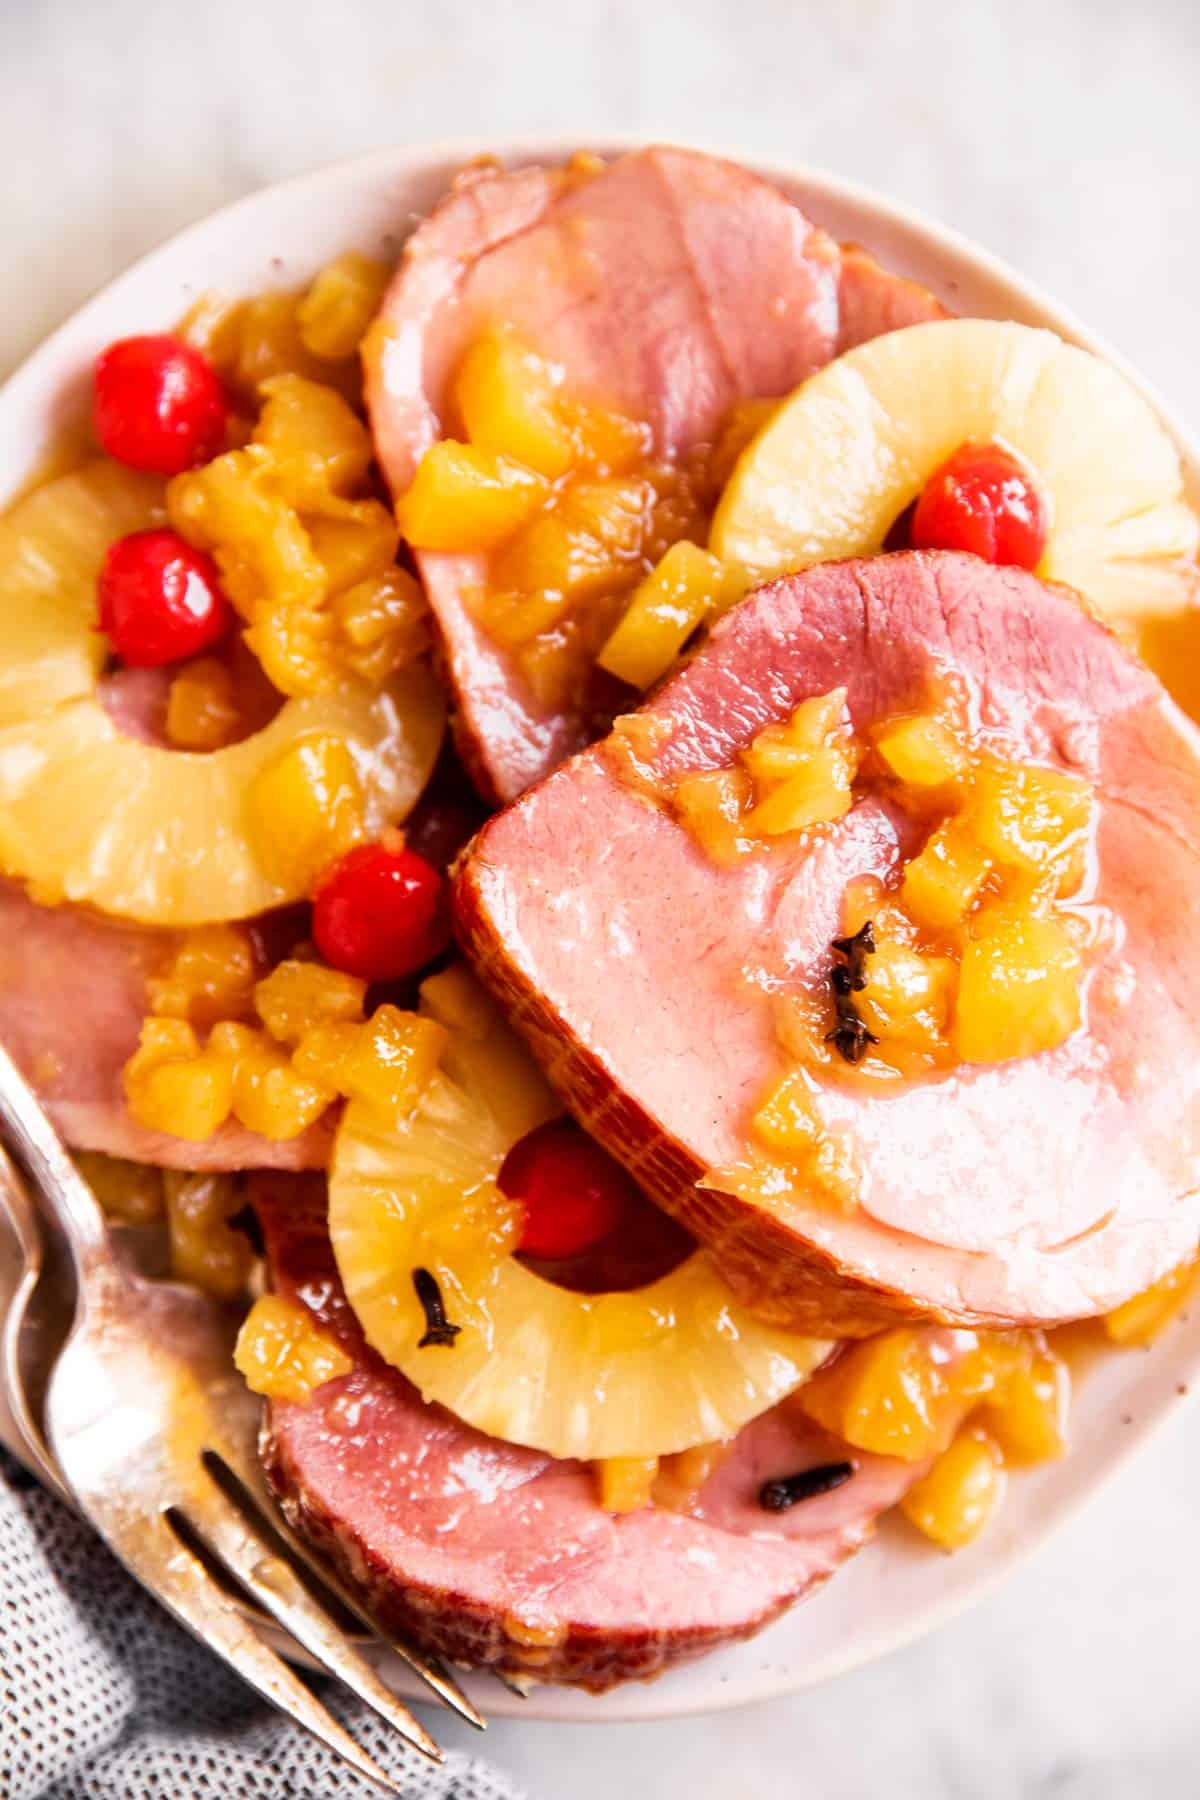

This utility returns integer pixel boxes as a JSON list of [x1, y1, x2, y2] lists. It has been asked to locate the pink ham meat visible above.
[[0, 881, 330, 1172], [454, 551, 1200, 1334], [255, 1174, 918, 1690], [366, 147, 941, 804]]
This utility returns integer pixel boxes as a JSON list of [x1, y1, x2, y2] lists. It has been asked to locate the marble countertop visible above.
[[3, 0, 1199, 1793]]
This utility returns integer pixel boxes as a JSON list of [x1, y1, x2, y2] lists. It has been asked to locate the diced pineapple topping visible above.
[[597, 541, 745, 691], [165, 657, 240, 751], [954, 908, 1082, 1064], [395, 329, 716, 711], [595, 1456, 660, 1514], [255, 960, 366, 1042], [296, 253, 390, 363], [247, 732, 367, 891], [123, 1021, 236, 1143], [328, 966, 830, 1461], [235, 1294, 353, 1402], [742, 690, 859, 836], [1103, 1254, 1200, 1345], [900, 822, 993, 931], [164, 1170, 254, 1300], [872, 712, 966, 789], [148, 924, 258, 1029], [396, 443, 549, 552], [900, 1425, 1005, 1551]]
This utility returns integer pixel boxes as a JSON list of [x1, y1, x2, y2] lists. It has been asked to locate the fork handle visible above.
[[0, 1039, 110, 1277]]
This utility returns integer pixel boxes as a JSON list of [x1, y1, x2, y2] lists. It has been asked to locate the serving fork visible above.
[[0, 1037, 488, 1792]]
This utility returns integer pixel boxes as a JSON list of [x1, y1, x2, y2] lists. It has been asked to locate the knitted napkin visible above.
[[0, 1452, 526, 1800]]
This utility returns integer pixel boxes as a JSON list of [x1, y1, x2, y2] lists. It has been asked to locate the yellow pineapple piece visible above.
[[742, 689, 858, 836], [330, 567, 429, 685], [856, 936, 956, 1054], [230, 290, 334, 394], [873, 712, 966, 789], [597, 541, 742, 690], [653, 1442, 731, 1512], [148, 924, 258, 1028], [954, 908, 1082, 1063], [236, 1294, 353, 1402], [712, 319, 1199, 625], [169, 445, 325, 620], [672, 766, 753, 864], [164, 1171, 254, 1301], [297, 253, 390, 362], [596, 1456, 660, 1514], [255, 959, 366, 1044], [209, 1021, 334, 1140], [123, 1020, 234, 1142], [74, 1151, 165, 1225], [305, 503, 400, 597], [454, 330, 577, 480], [900, 1425, 1005, 1551], [246, 732, 367, 892], [965, 759, 1092, 886], [1104, 1256, 1199, 1345], [418, 965, 494, 1040], [487, 476, 652, 642], [291, 1019, 363, 1092], [752, 1066, 822, 1156], [337, 1006, 447, 1121], [396, 442, 548, 551], [165, 658, 240, 751], [980, 1346, 1068, 1462], [329, 973, 830, 1460], [901, 823, 993, 931], [560, 398, 652, 476], [0, 463, 163, 727], [253, 374, 373, 503]]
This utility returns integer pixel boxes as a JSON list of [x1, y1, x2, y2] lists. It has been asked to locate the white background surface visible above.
[[2, 1, 1199, 1794]]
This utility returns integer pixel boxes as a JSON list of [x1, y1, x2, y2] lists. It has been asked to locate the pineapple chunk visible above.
[[752, 1067, 821, 1155], [901, 823, 993, 931], [0, 463, 163, 728], [454, 330, 577, 480], [148, 924, 258, 1028], [164, 1171, 254, 1300], [900, 1425, 1005, 1550], [338, 1006, 447, 1121], [954, 909, 1082, 1063], [395, 442, 548, 551], [672, 767, 752, 864], [209, 1021, 335, 1140], [980, 1347, 1068, 1463], [596, 1456, 660, 1514], [255, 960, 366, 1044], [742, 689, 858, 836], [305, 503, 399, 596], [712, 318, 1199, 624], [246, 733, 366, 892], [0, 667, 443, 924], [856, 937, 956, 1053], [597, 541, 741, 690], [123, 1021, 234, 1142], [873, 712, 966, 788], [236, 1294, 353, 1402], [964, 758, 1092, 886], [165, 658, 240, 751], [329, 974, 830, 1460], [296, 253, 390, 362], [1104, 1256, 1199, 1345], [254, 374, 373, 503]]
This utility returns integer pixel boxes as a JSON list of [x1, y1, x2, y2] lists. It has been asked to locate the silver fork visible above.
[[0, 1041, 485, 1792]]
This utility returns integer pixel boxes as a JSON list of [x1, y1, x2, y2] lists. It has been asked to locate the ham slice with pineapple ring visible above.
[[366, 145, 944, 804], [255, 1172, 922, 1690], [454, 551, 1200, 1334]]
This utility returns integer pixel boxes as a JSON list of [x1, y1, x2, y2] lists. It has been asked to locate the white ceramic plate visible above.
[[2, 137, 1199, 1726]]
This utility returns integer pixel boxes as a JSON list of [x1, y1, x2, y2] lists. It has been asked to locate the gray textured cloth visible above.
[[0, 1452, 526, 1800]]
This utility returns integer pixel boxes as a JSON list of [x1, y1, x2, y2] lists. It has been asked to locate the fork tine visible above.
[[202, 1445, 485, 1729], [169, 1479, 442, 1763], [145, 1512, 418, 1795]]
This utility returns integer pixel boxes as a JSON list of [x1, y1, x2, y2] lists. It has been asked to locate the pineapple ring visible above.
[[0, 462, 445, 924], [329, 982, 830, 1462], [711, 319, 1199, 622]]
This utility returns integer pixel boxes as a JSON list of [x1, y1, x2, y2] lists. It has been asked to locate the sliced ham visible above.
[[836, 241, 949, 349], [0, 880, 330, 1171], [454, 551, 1200, 1333], [255, 1173, 919, 1690], [367, 147, 941, 804]]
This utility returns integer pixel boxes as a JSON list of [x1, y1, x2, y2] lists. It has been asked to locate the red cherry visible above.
[[97, 529, 233, 666], [499, 1119, 638, 1260], [312, 842, 448, 981], [911, 441, 1048, 570], [94, 334, 228, 474]]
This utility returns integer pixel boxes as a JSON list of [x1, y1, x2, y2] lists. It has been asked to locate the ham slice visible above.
[[255, 1173, 919, 1690], [454, 551, 1200, 1333], [0, 880, 330, 1171], [367, 147, 941, 804]]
